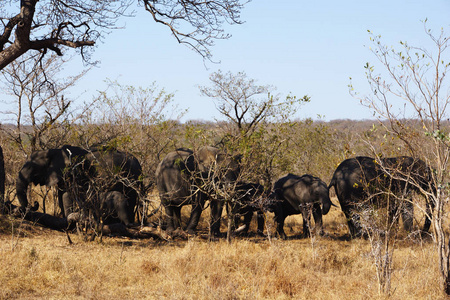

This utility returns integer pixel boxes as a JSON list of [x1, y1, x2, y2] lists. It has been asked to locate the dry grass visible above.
[[0, 198, 444, 300]]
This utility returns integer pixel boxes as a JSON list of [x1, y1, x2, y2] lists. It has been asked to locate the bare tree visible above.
[[351, 21, 450, 295], [200, 70, 308, 137], [200, 70, 310, 182], [81, 80, 183, 176], [0, 0, 248, 70], [0, 52, 88, 153], [200, 70, 310, 241]]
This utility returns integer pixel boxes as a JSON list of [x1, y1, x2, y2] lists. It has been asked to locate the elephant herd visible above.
[[15, 145, 142, 227], [13, 144, 435, 239]]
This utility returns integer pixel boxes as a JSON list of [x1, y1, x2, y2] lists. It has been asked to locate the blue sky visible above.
[[64, 0, 450, 122]]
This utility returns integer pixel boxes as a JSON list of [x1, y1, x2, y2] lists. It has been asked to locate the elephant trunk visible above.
[[321, 196, 334, 215], [16, 171, 30, 208]]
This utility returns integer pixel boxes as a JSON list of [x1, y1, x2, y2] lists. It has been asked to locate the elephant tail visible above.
[[327, 175, 339, 200], [328, 175, 336, 191]]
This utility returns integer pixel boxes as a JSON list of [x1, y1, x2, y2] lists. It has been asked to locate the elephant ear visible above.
[[196, 146, 220, 173], [22, 150, 49, 186], [45, 148, 66, 186]]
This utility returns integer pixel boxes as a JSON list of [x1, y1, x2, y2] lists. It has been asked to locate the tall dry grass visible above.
[[0, 199, 443, 300]]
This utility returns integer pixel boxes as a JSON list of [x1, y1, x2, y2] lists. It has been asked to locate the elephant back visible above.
[[330, 156, 378, 195], [195, 146, 240, 182], [380, 156, 434, 193], [156, 148, 195, 176], [85, 148, 142, 181]]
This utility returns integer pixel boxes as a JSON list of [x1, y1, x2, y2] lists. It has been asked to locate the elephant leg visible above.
[[209, 200, 224, 237], [312, 203, 324, 236], [400, 200, 414, 232], [341, 202, 361, 238], [164, 205, 176, 233], [388, 199, 400, 229], [241, 210, 253, 234], [349, 213, 362, 238], [62, 192, 76, 217], [274, 207, 287, 240], [233, 212, 241, 231], [256, 210, 265, 236], [58, 189, 66, 217], [185, 201, 203, 235], [173, 206, 182, 231]]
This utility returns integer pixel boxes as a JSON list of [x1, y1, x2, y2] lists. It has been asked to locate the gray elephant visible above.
[[16, 145, 142, 226], [16, 145, 89, 215], [231, 182, 266, 236], [156, 148, 198, 235], [100, 191, 134, 226], [270, 174, 334, 239], [64, 146, 143, 226], [156, 146, 240, 236], [328, 156, 434, 238], [195, 146, 240, 235]]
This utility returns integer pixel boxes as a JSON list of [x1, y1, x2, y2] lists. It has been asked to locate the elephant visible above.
[[194, 145, 241, 235], [156, 146, 240, 236], [270, 173, 333, 240], [16, 145, 143, 227], [64, 146, 143, 226], [328, 156, 434, 238], [16, 145, 89, 215], [231, 182, 266, 236], [156, 148, 199, 235], [100, 191, 135, 226]]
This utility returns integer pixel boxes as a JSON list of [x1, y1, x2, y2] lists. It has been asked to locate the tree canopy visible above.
[[0, 0, 248, 70]]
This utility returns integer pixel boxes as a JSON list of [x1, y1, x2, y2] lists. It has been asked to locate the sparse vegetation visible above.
[[1, 20, 450, 298], [0, 117, 446, 299]]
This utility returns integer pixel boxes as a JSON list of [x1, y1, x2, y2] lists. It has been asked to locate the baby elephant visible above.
[[101, 191, 135, 226], [232, 182, 266, 236], [64, 190, 135, 229], [270, 174, 334, 239]]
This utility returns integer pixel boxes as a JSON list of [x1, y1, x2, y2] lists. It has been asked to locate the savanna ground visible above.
[[0, 118, 447, 299], [0, 196, 442, 300]]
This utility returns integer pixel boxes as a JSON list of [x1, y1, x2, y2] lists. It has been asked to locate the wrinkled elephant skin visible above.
[[328, 156, 434, 238], [271, 173, 333, 239], [16, 145, 142, 226], [156, 146, 240, 236]]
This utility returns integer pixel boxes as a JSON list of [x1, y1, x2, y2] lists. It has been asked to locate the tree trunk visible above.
[[0, 145, 5, 213], [446, 238, 450, 295], [432, 188, 450, 295], [226, 201, 233, 244]]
